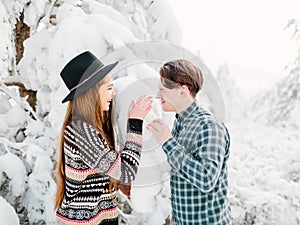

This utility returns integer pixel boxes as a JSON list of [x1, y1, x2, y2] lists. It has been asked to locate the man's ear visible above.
[[181, 85, 190, 96]]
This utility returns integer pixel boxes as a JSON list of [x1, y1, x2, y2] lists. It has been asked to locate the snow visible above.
[[2, 0, 28, 21], [290, 103, 300, 129], [25, 152, 56, 224], [0, 2, 13, 78], [0, 196, 19, 225], [23, 0, 47, 31], [228, 122, 300, 224], [82, 0, 132, 29], [144, 0, 182, 44], [5, 106, 27, 127], [0, 0, 300, 224], [0, 152, 26, 198], [0, 95, 11, 114]]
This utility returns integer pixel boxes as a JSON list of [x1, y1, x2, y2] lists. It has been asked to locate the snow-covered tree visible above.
[[0, 0, 183, 224], [247, 19, 300, 129], [227, 19, 300, 225], [216, 63, 246, 122]]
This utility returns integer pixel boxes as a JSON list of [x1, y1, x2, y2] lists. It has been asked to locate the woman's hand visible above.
[[128, 95, 152, 120]]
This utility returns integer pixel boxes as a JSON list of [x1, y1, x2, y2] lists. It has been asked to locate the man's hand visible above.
[[169, 218, 174, 225], [146, 119, 172, 145]]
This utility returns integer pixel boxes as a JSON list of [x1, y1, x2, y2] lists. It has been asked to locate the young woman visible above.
[[55, 51, 152, 225]]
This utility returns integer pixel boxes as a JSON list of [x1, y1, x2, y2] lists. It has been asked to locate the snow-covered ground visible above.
[[228, 122, 300, 224]]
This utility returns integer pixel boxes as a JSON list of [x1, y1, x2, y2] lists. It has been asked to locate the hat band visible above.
[[69, 64, 104, 92]]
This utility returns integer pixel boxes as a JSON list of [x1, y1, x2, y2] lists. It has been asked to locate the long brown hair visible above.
[[55, 75, 118, 210]]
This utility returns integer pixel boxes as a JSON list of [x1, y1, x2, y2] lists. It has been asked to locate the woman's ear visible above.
[[181, 85, 190, 96]]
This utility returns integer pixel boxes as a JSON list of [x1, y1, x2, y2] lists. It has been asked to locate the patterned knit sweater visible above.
[[56, 118, 143, 225]]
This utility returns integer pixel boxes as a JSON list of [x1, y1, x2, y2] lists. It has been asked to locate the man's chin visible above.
[[161, 106, 172, 112]]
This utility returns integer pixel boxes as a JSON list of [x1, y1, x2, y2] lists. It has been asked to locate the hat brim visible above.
[[62, 61, 118, 103]]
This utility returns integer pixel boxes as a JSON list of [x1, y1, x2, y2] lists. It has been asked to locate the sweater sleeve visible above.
[[67, 118, 142, 183]]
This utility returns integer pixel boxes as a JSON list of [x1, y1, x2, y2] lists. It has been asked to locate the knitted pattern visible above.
[[56, 118, 143, 225]]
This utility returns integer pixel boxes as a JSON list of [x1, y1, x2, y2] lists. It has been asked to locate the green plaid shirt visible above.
[[162, 101, 231, 225]]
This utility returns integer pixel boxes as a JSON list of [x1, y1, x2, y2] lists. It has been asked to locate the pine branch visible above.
[[0, 83, 38, 121]]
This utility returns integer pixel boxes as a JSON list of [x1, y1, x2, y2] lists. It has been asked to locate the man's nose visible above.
[[156, 91, 162, 99]]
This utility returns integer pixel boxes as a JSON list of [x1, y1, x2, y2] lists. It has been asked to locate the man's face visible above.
[[156, 80, 181, 112]]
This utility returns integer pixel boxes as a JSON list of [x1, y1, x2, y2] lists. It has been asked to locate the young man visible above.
[[147, 59, 232, 225]]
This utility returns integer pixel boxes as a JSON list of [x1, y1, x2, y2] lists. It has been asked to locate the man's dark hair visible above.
[[159, 59, 203, 97]]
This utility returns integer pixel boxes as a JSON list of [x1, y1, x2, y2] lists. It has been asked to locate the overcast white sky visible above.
[[169, 0, 300, 97]]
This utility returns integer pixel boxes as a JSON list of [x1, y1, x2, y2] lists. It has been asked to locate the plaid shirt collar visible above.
[[175, 101, 210, 123], [175, 101, 197, 122]]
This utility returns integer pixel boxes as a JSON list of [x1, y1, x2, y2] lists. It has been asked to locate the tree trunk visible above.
[[15, 11, 30, 64], [5, 82, 37, 112]]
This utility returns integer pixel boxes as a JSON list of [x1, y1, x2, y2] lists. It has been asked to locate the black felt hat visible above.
[[60, 51, 118, 103]]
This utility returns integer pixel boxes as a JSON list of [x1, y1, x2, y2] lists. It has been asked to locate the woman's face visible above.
[[99, 76, 116, 111]]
